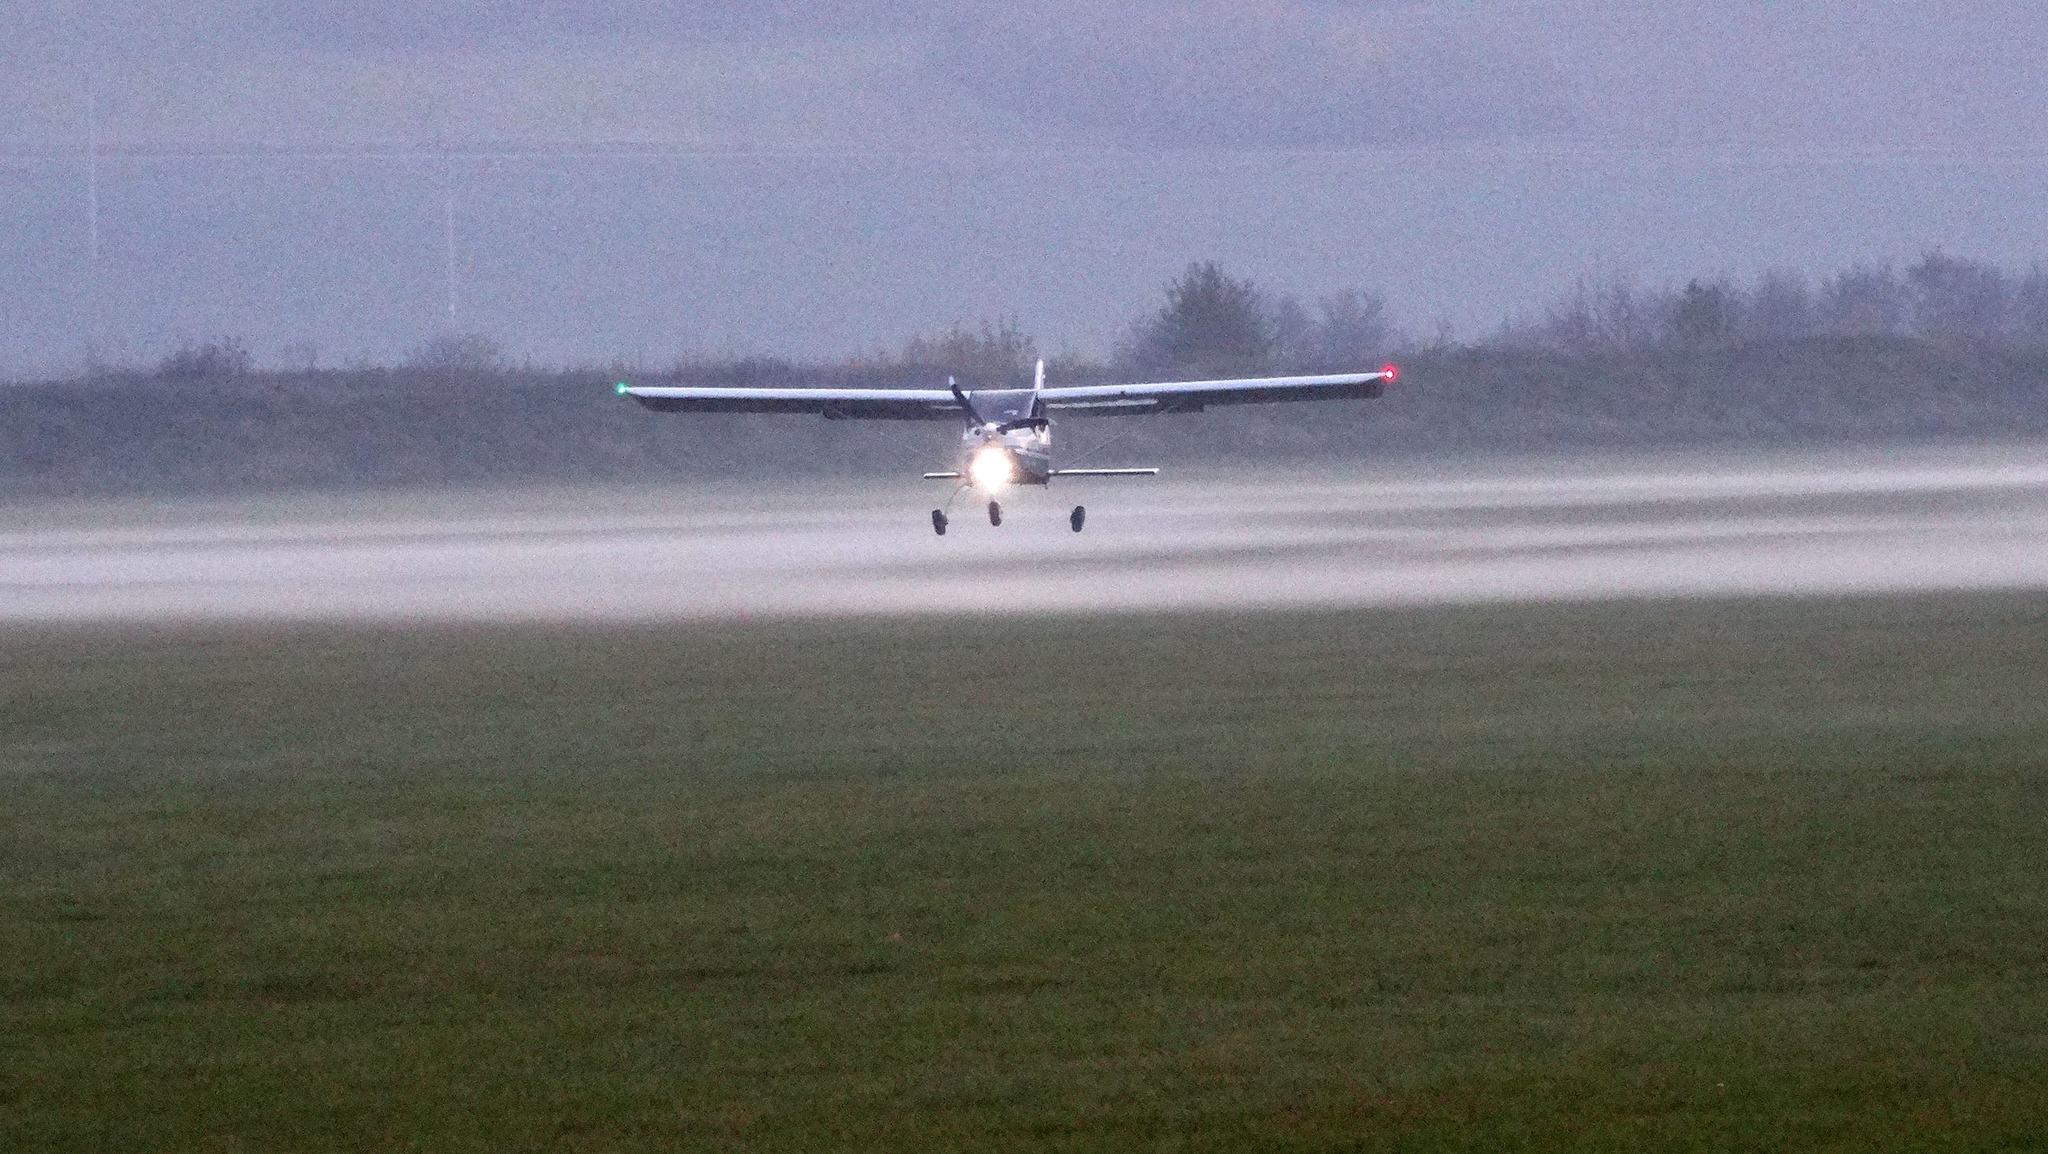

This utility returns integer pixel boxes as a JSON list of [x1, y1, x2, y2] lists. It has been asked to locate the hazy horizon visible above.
[[6, 2, 2046, 375]]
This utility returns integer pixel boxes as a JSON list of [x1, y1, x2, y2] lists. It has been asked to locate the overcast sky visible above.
[[4, 1, 2047, 373]]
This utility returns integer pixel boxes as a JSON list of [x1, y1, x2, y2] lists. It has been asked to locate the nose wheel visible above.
[[987, 500, 1003, 527], [1070, 505, 1086, 533], [931, 509, 947, 536]]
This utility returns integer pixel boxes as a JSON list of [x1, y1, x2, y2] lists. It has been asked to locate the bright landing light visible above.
[[969, 445, 1013, 489]]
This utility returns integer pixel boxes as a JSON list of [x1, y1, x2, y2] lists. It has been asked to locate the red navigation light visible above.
[[1381, 362, 1399, 384]]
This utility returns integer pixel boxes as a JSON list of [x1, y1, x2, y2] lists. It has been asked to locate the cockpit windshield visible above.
[[972, 389, 1037, 422]]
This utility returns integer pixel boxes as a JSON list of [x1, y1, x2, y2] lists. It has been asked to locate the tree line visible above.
[[1496, 254, 2048, 353], [74, 251, 2048, 389], [3, 255, 2047, 498]]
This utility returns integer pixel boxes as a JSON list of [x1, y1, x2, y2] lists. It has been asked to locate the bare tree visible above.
[[277, 341, 321, 373], [1313, 289, 1394, 368], [2013, 265, 2048, 347], [1265, 289, 1394, 371], [1667, 278, 1742, 347], [1541, 277, 1660, 353], [1266, 294, 1317, 371], [1907, 251, 2008, 340], [1821, 264, 1909, 336], [1744, 270, 1817, 341], [900, 318, 1038, 384]]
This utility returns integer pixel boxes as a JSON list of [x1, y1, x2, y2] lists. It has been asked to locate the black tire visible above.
[[988, 500, 1002, 527], [931, 509, 947, 536], [1070, 505, 1086, 533]]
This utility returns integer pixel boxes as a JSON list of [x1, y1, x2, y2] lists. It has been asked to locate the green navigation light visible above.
[[615, 381, 629, 395]]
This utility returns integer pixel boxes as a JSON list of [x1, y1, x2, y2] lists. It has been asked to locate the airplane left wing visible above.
[[617, 383, 961, 421], [1039, 366, 1396, 416]]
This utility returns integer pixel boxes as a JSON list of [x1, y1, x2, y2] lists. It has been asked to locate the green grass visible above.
[[5, 596, 2048, 1150]]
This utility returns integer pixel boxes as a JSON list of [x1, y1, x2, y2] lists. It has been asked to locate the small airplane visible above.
[[618, 360, 1397, 535]]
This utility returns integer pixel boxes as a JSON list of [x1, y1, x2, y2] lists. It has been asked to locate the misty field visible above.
[[5, 597, 2048, 1150]]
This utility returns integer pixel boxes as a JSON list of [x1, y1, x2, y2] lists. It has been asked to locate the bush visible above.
[[406, 333, 503, 374], [156, 337, 254, 381]]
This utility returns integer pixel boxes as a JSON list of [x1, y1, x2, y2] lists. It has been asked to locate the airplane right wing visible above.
[[1038, 366, 1396, 416], [617, 382, 962, 421]]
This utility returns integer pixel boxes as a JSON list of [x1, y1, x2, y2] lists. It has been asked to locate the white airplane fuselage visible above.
[[955, 388, 1052, 489]]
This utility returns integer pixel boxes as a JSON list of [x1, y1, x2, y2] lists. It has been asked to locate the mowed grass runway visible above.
[[5, 596, 2048, 1150]]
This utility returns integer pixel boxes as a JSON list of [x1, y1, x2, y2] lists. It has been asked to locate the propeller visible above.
[[952, 376, 1047, 434], [949, 377, 990, 429]]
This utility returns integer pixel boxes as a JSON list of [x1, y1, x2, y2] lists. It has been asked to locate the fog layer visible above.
[[8, 446, 2047, 622]]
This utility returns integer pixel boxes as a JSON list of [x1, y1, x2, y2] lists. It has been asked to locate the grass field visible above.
[[5, 596, 2048, 1150]]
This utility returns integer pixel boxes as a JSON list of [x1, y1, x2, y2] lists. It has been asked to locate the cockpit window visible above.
[[973, 389, 1035, 421]]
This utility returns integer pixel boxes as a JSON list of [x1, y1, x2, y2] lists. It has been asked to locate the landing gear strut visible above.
[[1070, 505, 1086, 533], [987, 500, 1003, 527], [931, 509, 947, 536]]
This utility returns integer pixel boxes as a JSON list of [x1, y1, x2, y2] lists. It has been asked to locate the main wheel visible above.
[[931, 509, 948, 536], [1070, 505, 1086, 533], [987, 500, 1003, 527]]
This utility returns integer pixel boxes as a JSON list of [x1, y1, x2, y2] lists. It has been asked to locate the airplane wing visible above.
[[616, 382, 960, 421], [1038, 365, 1396, 416]]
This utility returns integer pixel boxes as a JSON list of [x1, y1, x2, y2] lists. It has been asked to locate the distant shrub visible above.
[[156, 337, 254, 381], [898, 318, 1038, 385], [406, 333, 502, 374]]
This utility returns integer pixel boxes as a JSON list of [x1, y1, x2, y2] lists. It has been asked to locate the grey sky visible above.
[[4, 2, 2047, 373]]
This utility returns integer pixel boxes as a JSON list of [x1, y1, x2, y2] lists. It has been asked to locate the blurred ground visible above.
[[8, 598, 2048, 1148], [5, 443, 2048, 622]]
